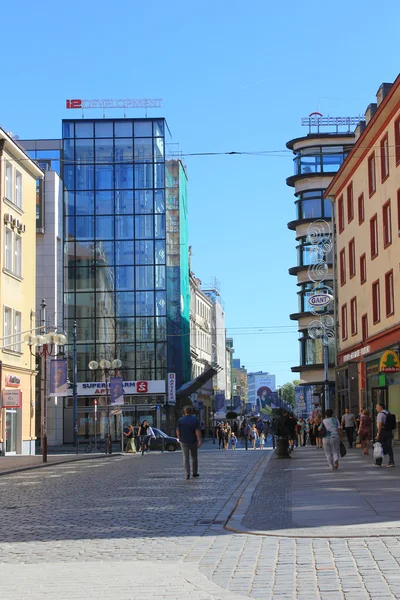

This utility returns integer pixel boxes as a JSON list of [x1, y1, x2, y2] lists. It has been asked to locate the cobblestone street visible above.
[[1, 446, 400, 599]]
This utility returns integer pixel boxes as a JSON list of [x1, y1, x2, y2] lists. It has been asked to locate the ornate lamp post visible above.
[[88, 358, 122, 455], [24, 299, 67, 463]]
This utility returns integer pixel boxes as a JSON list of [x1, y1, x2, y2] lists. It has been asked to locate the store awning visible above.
[[176, 364, 222, 398]]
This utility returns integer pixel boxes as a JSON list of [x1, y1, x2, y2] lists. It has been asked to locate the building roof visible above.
[[0, 128, 44, 179], [325, 74, 400, 198]]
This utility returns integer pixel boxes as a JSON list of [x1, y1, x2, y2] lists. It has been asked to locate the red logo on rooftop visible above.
[[66, 99, 82, 109]]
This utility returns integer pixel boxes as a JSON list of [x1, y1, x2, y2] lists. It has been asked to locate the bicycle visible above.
[[85, 439, 106, 453]]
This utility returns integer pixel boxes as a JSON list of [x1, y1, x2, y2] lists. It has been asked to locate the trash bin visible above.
[[275, 436, 290, 458]]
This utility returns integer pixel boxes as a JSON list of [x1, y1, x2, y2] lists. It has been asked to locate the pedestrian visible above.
[[243, 422, 250, 450], [288, 413, 297, 451], [374, 403, 395, 467], [314, 414, 323, 449], [341, 408, 356, 448], [297, 417, 306, 447], [256, 419, 264, 436], [176, 405, 202, 479], [217, 423, 224, 450], [358, 409, 372, 455], [320, 408, 343, 471], [230, 432, 237, 450], [138, 420, 151, 453], [249, 424, 259, 449], [123, 425, 136, 453], [259, 431, 265, 449], [223, 422, 231, 450]]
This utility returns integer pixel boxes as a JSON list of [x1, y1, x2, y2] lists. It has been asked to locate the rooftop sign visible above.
[[301, 112, 365, 132], [66, 98, 163, 110]]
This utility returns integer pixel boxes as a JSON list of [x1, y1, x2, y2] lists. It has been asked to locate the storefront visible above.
[[0, 370, 36, 455]]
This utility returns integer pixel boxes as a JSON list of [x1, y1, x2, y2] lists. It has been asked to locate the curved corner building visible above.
[[286, 118, 356, 414]]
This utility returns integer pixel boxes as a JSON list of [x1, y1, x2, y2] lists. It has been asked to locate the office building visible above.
[[286, 115, 357, 410], [0, 128, 43, 454], [326, 77, 400, 432]]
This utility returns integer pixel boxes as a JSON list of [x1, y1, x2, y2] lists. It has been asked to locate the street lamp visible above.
[[88, 358, 122, 455], [24, 299, 67, 463]]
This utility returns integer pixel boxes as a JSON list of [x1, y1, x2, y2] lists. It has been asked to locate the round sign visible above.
[[308, 293, 333, 308]]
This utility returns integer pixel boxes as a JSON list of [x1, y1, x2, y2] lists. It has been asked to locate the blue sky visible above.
[[2, 0, 399, 385]]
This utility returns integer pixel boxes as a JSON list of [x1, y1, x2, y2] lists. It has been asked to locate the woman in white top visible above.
[[319, 408, 343, 471]]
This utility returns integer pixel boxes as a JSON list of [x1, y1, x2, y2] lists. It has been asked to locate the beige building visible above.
[[0, 129, 43, 454], [326, 77, 400, 435]]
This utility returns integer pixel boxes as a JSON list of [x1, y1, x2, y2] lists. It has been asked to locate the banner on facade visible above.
[[67, 380, 166, 396], [215, 393, 225, 413], [168, 373, 176, 405], [49, 359, 68, 396], [2, 389, 22, 408], [110, 377, 124, 406], [233, 395, 241, 410]]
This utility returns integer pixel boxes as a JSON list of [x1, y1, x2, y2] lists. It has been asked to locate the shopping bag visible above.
[[373, 442, 384, 460], [355, 434, 362, 449]]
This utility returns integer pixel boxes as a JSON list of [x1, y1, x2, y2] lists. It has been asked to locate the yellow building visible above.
[[326, 77, 400, 434], [0, 128, 43, 454]]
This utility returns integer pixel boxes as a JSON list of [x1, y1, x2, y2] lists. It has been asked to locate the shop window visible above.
[[347, 182, 354, 223], [372, 280, 380, 324], [395, 116, 400, 165], [358, 193, 365, 224], [341, 304, 348, 341], [385, 270, 394, 317], [350, 297, 357, 336], [368, 152, 376, 196], [370, 214, 378, 259], [339, 248, 346, 286], [362, 314, 368, 342], [349, 238, 356, 278], [383, 200, 392, 247], [360, 253, 367, 284], [380, 133, 389, 181], [338, 195, 344, 233]]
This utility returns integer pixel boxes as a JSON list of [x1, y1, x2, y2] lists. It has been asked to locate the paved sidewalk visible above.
[[0, 452, 120, 476]]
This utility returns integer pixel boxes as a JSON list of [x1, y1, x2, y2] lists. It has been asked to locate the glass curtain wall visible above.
[[63, 119, 167, 383]]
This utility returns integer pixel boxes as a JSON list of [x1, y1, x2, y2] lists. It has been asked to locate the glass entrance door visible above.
[[6, 409, 17, 454]]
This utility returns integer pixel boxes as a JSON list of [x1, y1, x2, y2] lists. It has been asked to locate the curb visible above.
[[0, 453, 122, 477]]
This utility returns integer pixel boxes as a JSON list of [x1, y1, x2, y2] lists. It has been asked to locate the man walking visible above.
[[341, 408, 356, 448], [375, 403, 395, 468], [176, 406, 202, 479]]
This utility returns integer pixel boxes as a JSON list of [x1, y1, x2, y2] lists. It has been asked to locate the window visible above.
[[372, 280, 380, 324], [4, 307, 12, 350], [370, 214, 378, 259], [349, 238, 356, 278], [14, 311, 22, 352], [368, 153, 376, 196], [15, 171, 22, 208], [339, 248, 346, 286], [358, 193, 365, 224], [398, 189, 400, 236], [341, 304, 348, 340], [383, 200, 392, 247], [5, 161, 12, 201], [338, 195, 344, 233], [4, 227, 13, 271], [347, 182, 354, 223], [360, 253, 367, 284], [14, 234, 22, 277], [362, 314, 368, 342], [350, 297, 357, 336], [395, 117, 400, 165], [380, 134, 389, 181], [385, 270, 394, 317]]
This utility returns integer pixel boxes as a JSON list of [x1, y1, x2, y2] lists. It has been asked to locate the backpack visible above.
[[384, 411, 396, 430], [319, 423, 327, 438]]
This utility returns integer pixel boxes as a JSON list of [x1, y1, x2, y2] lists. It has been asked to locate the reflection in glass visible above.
[[155, 241, 166, 264], [76, 216, 95, 240], [155, 291, 166, 315], [96, 317, 116, 345], [119, 344, 135, 369], [155, 214, 165, 238], [76, 191, 95, 215], [95, 165, 114, 189], [115, 266, 134, 290], [64, 139, 74, 162], [135, 215, 153, 239], [116, 241, 134, 265], [116, 292, 135, 316], [63, 122, 74, 138], [135, 138, 153, 162], [136, 343, 155, 373], [76, 164, 95, 189], [95, 121, 113, 137], [96, 241, 114, 266], [96, 216, 114, 239], [324, 199, 332, 218], [76, 292, 95, 319], [115, 122, 133, 137], [75, 122, 94, 138], [135, 240, 154, 265], [154, 137, 164, 161], [65, 216, 75, 239], [134, 121, 152, 137], [74, 266, 96, 291], [136, 291, 154, 316], [96, 267, 115, 292], [96, 291, 116, 317], [154, 120, 164, 136], [116, 317, 135, 342], [155, 266, 166, 289], [75, 344, 94, 370], [76, 139, 94, 163], [136, 266, 154, 290], [95, 139, 114, 163], [96, 191, 114, 215], [63, 165, 74, 189], [155, 317, 167, 341], [135, 190, 153, 214], [154, 163, 165, 188], [115, 164, 133, 189], [136, 317, 155, 341], [115, 191, 134, 214], [116, 215, 134, 239], [135, 164, 153, 188], [115, 138, 133, 161], [154, 190, 165, 213]]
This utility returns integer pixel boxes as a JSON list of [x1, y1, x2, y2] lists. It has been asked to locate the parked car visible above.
[[133, 426, 180, 452]]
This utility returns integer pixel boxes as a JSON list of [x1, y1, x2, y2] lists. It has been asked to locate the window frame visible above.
[[358, 193, 365, 224], [14, 233, 22, 277], [360, 253, 367, 285], [14, 310, 22, 353], [341, 303, 348, 341], [15, 170, 22, 209], [368, 152, 376, 197], [398, 188, 400, 237], [361, 314, 368, 342], [349, 238, 356, 279], [339, 248, 346, 286], [350, 297, 357, 336], [338, 195, 344, 233], [4, 226, 13, 272], [385, 269, 395, 317], [370, 213, 378, 259], [347, 182, 354, 223], [5, 161, 12, 201], [372, 279, 381, 325], [395, 116, 400, 166], [380, 133, 389, 182], [383, 199, 392, 248], [3, 306, 12, 350]]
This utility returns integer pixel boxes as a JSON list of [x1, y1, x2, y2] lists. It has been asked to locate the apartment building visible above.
[[326, 77, 400, 437]]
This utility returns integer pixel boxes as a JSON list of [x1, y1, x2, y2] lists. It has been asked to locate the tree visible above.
[[278, 380, 301, 410]]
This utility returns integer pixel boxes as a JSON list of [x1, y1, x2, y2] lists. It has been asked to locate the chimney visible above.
[[365, 103, 377, 125], [376, 83, 392, 107], [354, 120, 366, 141]]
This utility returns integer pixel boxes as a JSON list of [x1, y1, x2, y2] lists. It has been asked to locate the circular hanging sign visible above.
[[308, 293, 333, 309]]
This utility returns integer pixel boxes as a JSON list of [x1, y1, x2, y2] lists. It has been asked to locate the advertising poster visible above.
[[110, 377, 124, 406], [215, 393, 225, 413], [49, 359, 68, 396]]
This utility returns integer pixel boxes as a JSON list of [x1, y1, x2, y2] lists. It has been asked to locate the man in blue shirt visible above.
[[176, 406, 202, 479]]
